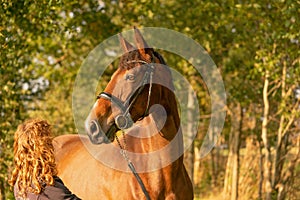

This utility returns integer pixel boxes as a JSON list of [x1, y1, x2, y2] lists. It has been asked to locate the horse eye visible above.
[[125, 74, 135, 81]]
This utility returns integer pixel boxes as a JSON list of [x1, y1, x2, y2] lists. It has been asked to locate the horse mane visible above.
[[118, 49, 147, 70], [119, 49, 167, 69]]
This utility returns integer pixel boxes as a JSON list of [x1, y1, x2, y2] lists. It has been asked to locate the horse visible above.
[[53, 28, 194, 200]]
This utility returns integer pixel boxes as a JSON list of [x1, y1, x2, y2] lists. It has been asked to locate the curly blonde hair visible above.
[[9, 119, 58, 198]]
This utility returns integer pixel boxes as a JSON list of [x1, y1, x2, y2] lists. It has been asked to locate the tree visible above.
[[1, 0, 118, 198], [252, 1, 300, 198]]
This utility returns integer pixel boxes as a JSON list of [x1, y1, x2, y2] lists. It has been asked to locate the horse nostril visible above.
[[90, 120, 99, 135]]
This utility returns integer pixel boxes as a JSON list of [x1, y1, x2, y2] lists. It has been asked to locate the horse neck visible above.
[[161, 88, 181, 139], [124, 87, 184, 163]]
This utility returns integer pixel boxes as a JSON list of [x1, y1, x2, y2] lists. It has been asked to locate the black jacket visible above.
[[14, 176, 81, 200]]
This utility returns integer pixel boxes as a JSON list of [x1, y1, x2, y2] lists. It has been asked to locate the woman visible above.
[[9, 119, 81, 200]]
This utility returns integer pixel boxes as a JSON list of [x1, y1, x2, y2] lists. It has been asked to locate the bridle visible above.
[[96, 56, 158, 200], [97, 59, 155, 130]]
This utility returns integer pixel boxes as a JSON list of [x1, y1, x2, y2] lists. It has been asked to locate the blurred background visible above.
[[1, 0, 299, 199]]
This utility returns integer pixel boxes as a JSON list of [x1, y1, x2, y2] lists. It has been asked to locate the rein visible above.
[[115, 132, 151, 200]]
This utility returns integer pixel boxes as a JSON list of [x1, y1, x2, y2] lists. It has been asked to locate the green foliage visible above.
[[1, 0, 299, 199]]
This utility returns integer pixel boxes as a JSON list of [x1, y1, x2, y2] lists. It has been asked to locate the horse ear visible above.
[[119, 33, 135, 53], [134, 27, 153, 57]]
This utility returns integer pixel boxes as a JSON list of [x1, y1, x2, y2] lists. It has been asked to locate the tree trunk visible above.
[[193, 146, 201, 185], [273, 61, 287, 191], [223, 133, 233, 198], [223, 102, 242, 200], [230, 103, 241, 200], [185, 86, 195, 185], [211, 149, 217, 187], [258, 140, 264, 200], [261, 70, 273, 200], [0, 179, 4, 200]]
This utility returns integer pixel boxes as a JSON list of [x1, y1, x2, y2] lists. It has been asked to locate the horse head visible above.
[[85, 28, 175, 144]]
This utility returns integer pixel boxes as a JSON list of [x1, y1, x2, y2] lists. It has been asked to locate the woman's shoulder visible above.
[[40, 176, 81, 200], [14, 176, 81, 200], [53, 176, 64, 185]]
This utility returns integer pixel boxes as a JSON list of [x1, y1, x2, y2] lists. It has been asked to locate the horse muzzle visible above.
[[85, 119, 117, 144]]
